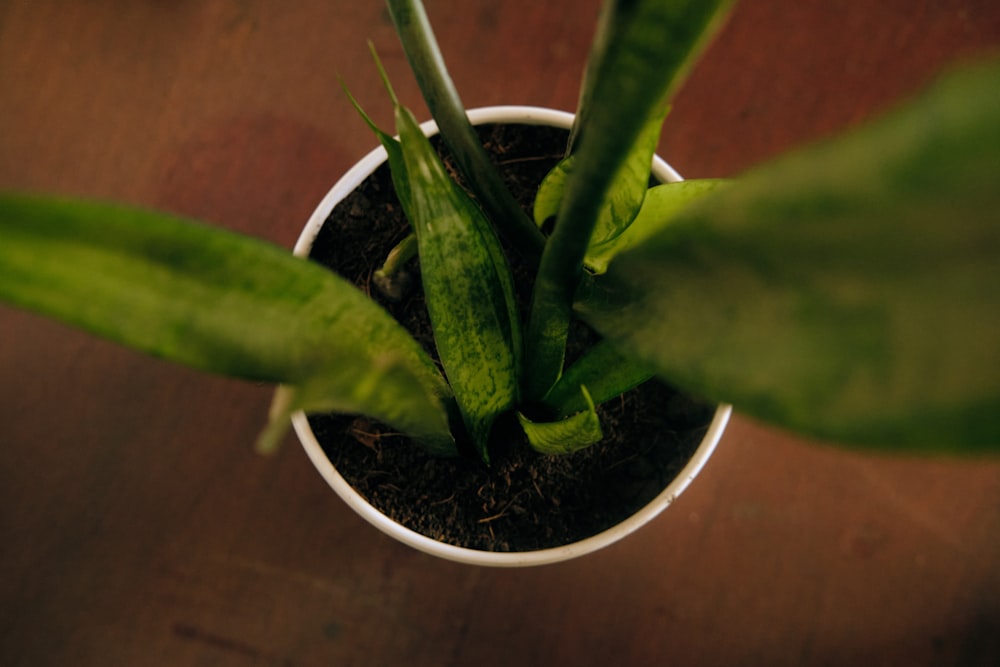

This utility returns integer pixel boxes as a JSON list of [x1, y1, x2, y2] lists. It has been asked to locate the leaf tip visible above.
[[255, 386, 297, 455]]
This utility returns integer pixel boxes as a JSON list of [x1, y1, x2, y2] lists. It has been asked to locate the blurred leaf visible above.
[[0, 194, 456, 455], [577, 60, 1000, 452]]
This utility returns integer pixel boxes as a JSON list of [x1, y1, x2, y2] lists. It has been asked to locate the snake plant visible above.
[[1, 0, 998, 460]]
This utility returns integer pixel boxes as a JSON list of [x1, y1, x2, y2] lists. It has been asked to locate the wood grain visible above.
[[2, 1, 999, 665]]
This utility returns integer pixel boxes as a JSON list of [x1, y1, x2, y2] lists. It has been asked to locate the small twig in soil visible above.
[[350, 426, 384, 459], [430, 493, 456, 507], [360, 469, 391, 483], [497, 154, 564, 166], [478, 498, 517, 524], [608, 452, 641, 471]]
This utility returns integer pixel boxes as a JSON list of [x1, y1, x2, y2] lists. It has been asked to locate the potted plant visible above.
[[290, 103, 731, 565], [1, 0, 998, 566]]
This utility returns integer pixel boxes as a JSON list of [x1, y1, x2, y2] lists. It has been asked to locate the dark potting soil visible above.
[[306, 122, 715, 552]]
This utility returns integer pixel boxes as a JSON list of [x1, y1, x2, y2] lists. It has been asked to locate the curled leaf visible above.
[[585, 179, 729, 274], [533, 102, 671, 250], [519, 386, 603, 455]]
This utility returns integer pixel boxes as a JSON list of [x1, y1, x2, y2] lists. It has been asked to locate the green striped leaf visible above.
[[360, 84, 521, 462]]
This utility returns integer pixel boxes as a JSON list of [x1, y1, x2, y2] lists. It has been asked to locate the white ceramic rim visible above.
[[290, 105, 730, 567]]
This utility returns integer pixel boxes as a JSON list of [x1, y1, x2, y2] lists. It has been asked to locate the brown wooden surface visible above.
[[2, 1, 999, 665]]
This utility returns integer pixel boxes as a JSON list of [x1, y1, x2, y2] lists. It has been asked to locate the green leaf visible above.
[[519, 386, 603, 455], [533, 103, 671, 251], [372, 232, 418, 301], [375, 233, 418, 279], [523, 0, 736, 401], [585, 179, 729, 274], [342, 60, 413, 213], [386, 0, 545, 259], [543, 340, 653, 418], [383, 95, 521, 462], [577, 60, 1000, 452], [0, 194, 456, 455]]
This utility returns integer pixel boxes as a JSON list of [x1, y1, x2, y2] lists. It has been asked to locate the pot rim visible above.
[[290, 105, 730, 567]]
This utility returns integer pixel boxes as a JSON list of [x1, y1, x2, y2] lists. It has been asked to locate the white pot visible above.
[[290, 106, 731, 567]]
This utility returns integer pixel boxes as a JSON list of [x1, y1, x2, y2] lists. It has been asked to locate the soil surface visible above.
[[306, 123, 714, 552]]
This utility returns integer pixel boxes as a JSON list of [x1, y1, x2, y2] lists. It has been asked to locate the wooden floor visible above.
[[2, 1, 999, 664]]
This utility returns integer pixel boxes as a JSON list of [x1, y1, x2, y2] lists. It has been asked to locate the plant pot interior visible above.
[[305, 122, 716, 552]]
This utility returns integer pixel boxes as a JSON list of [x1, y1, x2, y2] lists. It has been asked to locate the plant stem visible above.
[[522, 0, 736, 401], [386, 0, 545, 260], [522, 151, 617, 401], [377, 233, 418, 278]]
